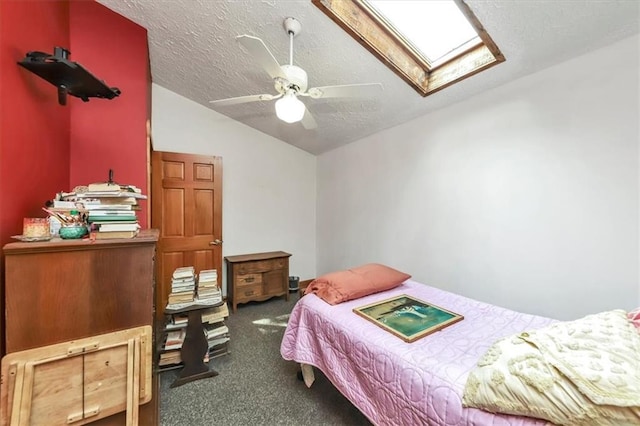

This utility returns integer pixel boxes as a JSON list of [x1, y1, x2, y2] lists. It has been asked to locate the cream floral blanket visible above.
[[463, 309, 640, 425]]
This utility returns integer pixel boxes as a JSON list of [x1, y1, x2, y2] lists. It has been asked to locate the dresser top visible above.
[[224, 251, 291, 263], [3, 229, 159, 254]]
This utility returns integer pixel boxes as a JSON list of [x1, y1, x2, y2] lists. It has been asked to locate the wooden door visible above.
[[151, 152, 223, 319]]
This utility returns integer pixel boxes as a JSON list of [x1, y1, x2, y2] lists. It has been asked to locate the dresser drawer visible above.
[[237, 258, 285, 274], [236, 283, 263, 300], [236, 273, 262, 287]]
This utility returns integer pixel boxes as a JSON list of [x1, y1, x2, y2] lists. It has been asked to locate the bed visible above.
[[280, 277, 640, 425]]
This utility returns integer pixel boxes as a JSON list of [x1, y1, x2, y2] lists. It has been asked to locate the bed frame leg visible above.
[[297, 363, 315, 387]]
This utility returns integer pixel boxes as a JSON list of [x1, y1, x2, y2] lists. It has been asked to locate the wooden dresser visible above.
[[225, 251, 291, 313], [2, 229, 159, 425]]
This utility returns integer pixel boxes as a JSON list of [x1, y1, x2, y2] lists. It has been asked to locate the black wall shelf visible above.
[[17, 46, 121, 106]]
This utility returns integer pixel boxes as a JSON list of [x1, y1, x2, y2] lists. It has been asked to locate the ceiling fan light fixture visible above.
[[275, 92, 305, 123]]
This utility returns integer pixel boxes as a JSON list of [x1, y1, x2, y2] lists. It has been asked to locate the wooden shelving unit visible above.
[[158, 302, 230, 387]]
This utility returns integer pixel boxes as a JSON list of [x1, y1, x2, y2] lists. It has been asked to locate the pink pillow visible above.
[[304, 263, 411, 305], [628, 308, 640, 329]]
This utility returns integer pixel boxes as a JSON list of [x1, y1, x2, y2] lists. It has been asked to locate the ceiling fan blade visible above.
[[236, 35, 286, 80], [209, 93, 281, 107], [304, 83, 384, 99], [300, 106, 317, 130]]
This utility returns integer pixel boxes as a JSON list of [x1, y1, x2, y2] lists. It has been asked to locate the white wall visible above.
[[151, 85, 317, 292], [317, 35, 640, 320]]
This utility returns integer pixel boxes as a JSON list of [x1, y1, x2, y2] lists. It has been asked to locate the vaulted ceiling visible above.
[[98, 0, 639, 155]]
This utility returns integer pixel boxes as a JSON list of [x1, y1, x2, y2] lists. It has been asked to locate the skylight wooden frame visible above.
[[312, 0, 505, 97]]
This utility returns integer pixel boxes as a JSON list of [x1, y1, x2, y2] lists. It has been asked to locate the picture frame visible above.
[[353, 294, 464, 342]]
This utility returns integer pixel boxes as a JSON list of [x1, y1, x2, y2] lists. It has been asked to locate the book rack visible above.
[[163, 302, 225, 387]]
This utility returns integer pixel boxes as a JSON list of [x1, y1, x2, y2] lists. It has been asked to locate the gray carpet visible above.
[[159, 294, 372, 425]]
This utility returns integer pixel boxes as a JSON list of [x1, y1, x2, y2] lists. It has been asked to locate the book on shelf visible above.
[[197, 290, 221, 300], [164, 329, 186, 350], [88, 182, 121, 192], [204, 324, 228, 339], [88, 210, 137, 216], [165, 313, 189, 330], [201, 303, 229, 323], [87, 197, 139, 205], [171, 283, 195, 293], [53, 200, 81, 209], [93, 230, 139, 240], [207, 336, 230, 349], [77, 191, 147, 200], [198, 269, 218, 281], [198, 280, 218, 288], [172, 275, 195, 283], [84, 203, 133, 211], [167, 294, 195, 305], [196, 294, 222, 305], [168, 289, 194, 298], [88, 215, 141, 222], [159, 350, 182, 366], [173, 266, 195, 280], [95, 223, 140, 232]]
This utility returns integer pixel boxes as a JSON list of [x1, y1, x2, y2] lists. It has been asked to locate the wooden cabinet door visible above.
[[263, 269, 286, 295], [151, 152, 223, 319]]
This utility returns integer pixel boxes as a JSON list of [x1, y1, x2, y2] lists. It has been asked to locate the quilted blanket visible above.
[[280, 280, 554, 426]]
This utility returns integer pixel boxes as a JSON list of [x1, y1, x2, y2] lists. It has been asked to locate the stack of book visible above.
[[204, 323, 229, 352], [53, 182, 147, 240], [57, 181, 147, 240], [202, 302, 230, 357], [159, 350, 182, 367], [197, 269, 221, 304], [167, 267, 196, 309], [84, 182, 143, 239], [86, 203, 140, 239], [165, 313, 189, 330]]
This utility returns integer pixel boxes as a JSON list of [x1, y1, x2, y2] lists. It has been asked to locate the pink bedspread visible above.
[[280, 280, 554, 426]]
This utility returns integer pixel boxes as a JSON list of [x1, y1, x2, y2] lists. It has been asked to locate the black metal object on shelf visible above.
[[17, 46, 121, 106]]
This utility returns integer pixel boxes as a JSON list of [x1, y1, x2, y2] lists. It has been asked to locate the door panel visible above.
[[151, 151, 223, 319]]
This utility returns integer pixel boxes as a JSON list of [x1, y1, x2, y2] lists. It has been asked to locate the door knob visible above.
[[210, 239, 223, 246]]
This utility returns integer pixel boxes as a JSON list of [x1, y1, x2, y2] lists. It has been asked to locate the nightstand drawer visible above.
[[237, 259, 285, 274], [236, 273, 262, 287], [237, 283, 263, 300]]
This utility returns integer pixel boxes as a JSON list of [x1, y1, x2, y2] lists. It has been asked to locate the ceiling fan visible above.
[[209, 17, 384, 129]]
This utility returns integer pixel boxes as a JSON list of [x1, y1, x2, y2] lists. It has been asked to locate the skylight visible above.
[[312, 0, 504, 97], [365, 0, 481, 66]]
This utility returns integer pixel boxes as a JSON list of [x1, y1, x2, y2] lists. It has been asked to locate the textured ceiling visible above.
[[97, 0, 639, 155]]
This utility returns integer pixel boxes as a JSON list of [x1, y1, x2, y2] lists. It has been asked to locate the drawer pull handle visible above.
[[244, 291, 254, 296], [244, 277, 255, 283]]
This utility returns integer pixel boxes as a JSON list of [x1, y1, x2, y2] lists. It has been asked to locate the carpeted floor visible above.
[[159, 294, 372, 425]]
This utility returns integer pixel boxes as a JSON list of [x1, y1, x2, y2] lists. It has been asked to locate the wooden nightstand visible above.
[[225, 251, 292, 313], [298, 278, 315, 297]]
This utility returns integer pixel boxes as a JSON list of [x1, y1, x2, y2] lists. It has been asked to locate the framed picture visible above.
[[353, 294, 464, 342]]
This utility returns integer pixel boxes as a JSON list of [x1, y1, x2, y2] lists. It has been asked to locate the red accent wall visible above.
[[0, 0, 71, 246], [69, 1, 149, 228]]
